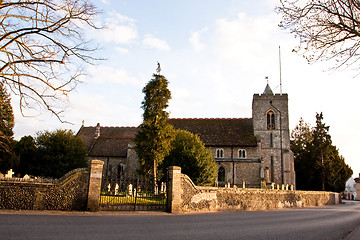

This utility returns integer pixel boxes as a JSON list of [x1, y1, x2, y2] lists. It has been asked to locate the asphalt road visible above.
[[1, 201, 360, 240]]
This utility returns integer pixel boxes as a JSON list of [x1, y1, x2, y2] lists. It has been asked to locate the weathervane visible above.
[[265, 76, 269, 84], [156, 62, 161, 74]]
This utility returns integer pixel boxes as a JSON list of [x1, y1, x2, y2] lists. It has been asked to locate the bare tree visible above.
[[0, 0, 100, 121], [276, 0, 360, 71]]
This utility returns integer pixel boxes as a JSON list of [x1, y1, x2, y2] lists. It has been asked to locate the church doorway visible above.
[[218, 166, 226, 186]]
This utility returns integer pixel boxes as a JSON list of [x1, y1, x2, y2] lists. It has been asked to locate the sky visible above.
[[10, 0, 360, 178]]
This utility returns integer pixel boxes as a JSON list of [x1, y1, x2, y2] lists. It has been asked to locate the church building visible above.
[[77, 84, 296, 188]]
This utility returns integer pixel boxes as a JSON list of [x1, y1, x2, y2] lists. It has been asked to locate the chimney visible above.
[[94, 123, 100, 139]]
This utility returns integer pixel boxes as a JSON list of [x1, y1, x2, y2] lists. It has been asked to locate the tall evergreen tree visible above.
[[291, 113, 352, 192], [0, 82, 17, 172], [291, 118, 314, 190], [311, 113, 332, 191], [134, 65, 174, 186]]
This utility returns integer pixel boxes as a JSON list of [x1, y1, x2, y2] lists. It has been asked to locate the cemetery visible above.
[[100, 180, 167, 211]]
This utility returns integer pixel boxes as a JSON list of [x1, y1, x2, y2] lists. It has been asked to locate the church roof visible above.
[[263, 84, 274, 95], [168, 118, 257, 147], [77, 126, 138, 152], [88, 137, 134, 157], [77, 118, 258, 157]]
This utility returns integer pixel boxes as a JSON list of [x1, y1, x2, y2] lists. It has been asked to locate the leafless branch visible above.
[[277, 0, 360, 72], [0, 0, 102, 121]]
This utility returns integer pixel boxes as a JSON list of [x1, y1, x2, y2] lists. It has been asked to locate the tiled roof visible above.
[[168, 118, 257, 147], [76, 126, 138, 151], [76, 126, 97, 151], [77, 118, 257, 157], [88, 137, 134, 157]]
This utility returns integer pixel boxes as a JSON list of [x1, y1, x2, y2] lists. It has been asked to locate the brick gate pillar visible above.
[[167, 166, 182, 213], [87, 160, 104, 212]]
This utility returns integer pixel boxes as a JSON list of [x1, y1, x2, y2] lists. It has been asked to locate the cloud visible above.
[[100, 12, 138, 44], [115, 47, 129, 53], [214, 12, 281, 64], [142, 34, 171, 51], [88, 65, 141, 86], [189, 28, 208, 52]]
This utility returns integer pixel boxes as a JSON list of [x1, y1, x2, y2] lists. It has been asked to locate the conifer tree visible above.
[[311, 113, 332, 191], [0, 82, 17, 172], [291, 113, 352, 192], [134, 64, 174, 187]]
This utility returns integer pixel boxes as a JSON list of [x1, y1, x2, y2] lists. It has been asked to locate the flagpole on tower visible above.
[[279, 46, 283, 95]]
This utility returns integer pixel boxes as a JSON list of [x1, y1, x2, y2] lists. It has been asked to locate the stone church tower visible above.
[[252, 84, 295, 186]]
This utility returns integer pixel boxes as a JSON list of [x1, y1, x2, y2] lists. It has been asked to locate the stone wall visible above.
[[0, 168, 90, 211], [168, 167, 340, 213]]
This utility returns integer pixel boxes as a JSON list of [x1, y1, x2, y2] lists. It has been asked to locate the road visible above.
[[1, 201, 360, 240]]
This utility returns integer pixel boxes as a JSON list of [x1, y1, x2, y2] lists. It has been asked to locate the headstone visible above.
[[290, 185, 294, 191], [281, 184, 285, 190], [242, 180, 246, 189], [285, 184, 289, 190], [127, 184, 133, 197], [107, 183, 111, 193], [264, 168, 270, 183], [160, 182, 166, 193], [271, 183, 275, 190], [154, 184, 158, 195], [23, 174, 30, 179], [5, 169, 14, 178], [260, 166, 264, 179], [115, 183, 119, 195], [0, 172, 4, 178]]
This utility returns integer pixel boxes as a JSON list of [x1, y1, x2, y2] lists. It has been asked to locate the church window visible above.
[[216, 149, 224, 158], [267, 111, 275, 130], [108, 164, 112, 180], [238, 149, 246, 158], [270, 133, 273, 148], [218, 166, 225, 182], [270, 156, 274, 182], [117, 164, 124, 180]]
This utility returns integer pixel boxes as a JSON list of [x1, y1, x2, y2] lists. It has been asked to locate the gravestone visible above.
[[5, 169, 14, 178], [115, 183, 119, 195], [160, 182, 166, 193], [107, 183, 111, 193], [127, 184, 133, 197]]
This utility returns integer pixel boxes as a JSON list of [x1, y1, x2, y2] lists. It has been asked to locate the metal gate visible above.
[[100, 174, 167, 211]]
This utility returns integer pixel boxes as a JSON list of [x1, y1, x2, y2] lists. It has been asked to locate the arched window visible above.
[[218, 166, 225, 182], [108, 164, 112, 180], [267, 110, 275, 130], [271, 156, 274, 182], [238, 149, 246, 158], [216, 149, 224, 158], [117, 164, 124, 179]]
